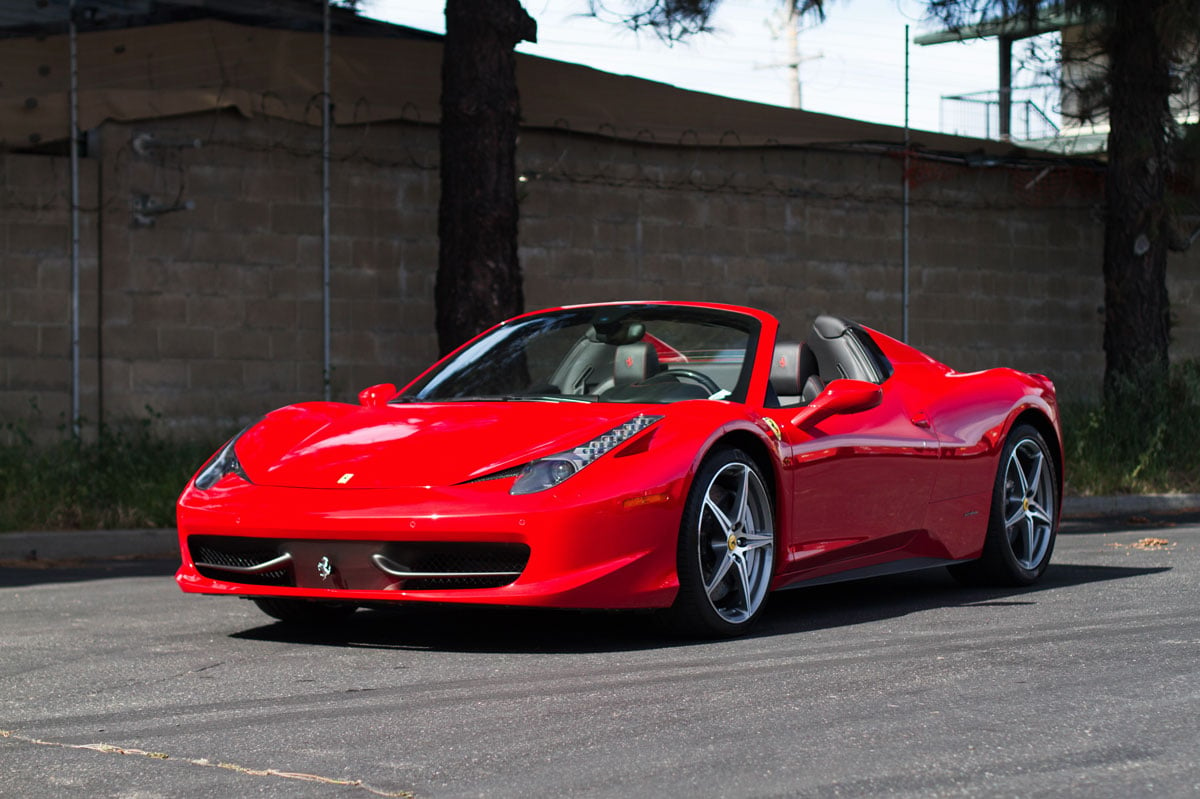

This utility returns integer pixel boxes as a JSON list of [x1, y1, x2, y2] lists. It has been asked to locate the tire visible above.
[[667, 448, 776, 637], [251, 597, 358, 626], [950, 424, 1059, 586]]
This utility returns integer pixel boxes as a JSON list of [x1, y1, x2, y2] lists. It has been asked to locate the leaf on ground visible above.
[[1105, 537, 1175, 550]]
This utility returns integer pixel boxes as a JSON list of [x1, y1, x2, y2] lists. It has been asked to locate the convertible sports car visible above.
[[176, 301, 1062, 636]]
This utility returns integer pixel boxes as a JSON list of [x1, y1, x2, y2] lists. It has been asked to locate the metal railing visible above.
[[939, 89, 1060, 141]]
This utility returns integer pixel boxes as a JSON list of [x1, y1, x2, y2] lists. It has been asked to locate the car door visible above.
[[764, 372, 942, 583]]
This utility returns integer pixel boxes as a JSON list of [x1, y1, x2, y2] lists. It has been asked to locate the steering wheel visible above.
[[642, 368, 721, 394]]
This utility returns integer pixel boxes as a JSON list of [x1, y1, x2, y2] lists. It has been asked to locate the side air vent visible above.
[[190, 536, 293, 587], [372, 542, 530, 589]]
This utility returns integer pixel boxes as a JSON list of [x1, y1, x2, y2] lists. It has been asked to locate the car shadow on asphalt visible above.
[[230, 561, 1169, 655], [752, 562, 1167, 639]]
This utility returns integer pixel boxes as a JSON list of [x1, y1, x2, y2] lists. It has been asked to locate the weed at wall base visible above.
[[0, 408, 226, 533], [1061, 360, 1200, 496]]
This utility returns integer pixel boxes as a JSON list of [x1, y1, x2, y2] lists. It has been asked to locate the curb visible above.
[[1062, 493, 1200, 518], [3, 494, 1200, 564], [0, 528, 177, 563]]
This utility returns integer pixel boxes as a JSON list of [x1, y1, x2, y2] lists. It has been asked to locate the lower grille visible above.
[[187, 536, 529, 591]]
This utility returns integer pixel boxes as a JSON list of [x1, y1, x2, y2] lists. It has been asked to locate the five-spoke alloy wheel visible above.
[[1002, 436, 1056, 570], [951, 423, 1059, 586], [670, 448, 776, 636]]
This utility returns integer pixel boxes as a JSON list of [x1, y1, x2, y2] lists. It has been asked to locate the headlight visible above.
[[510, 414, 662, 495], [193, 431, 251, 490]]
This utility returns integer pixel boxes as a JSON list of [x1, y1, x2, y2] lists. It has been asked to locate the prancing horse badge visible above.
[[316, 556, 332, 580]]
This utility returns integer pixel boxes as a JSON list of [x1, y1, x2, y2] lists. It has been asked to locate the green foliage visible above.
[[1063, 360, 1200, 496], [0, 408, 221, 532]]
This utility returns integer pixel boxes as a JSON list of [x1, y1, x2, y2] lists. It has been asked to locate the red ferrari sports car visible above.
[[176, 301, 1062, 636]]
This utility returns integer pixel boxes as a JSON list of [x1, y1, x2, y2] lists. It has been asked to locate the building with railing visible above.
[[938, 87, 1059, 142], [916, 2, 1198, 154]]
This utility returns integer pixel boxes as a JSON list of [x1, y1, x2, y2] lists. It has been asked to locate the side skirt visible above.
[[773, 557, 975, 591]]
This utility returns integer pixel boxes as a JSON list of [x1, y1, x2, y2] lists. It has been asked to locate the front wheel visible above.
[[950, 424, 1059, 586], [667, 448, 776, 637]]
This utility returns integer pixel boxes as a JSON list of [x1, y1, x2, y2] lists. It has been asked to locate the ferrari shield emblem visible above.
[[338, 472, 354, 485], [316, 556, 332, 580], [763, 417, 783, 441]]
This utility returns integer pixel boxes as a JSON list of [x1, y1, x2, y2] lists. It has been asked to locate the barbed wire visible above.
[[3, 86, 1109, 220]]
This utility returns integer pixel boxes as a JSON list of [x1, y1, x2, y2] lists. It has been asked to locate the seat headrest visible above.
[[614, 342, 660, 386], [770, 342, 803, 396]]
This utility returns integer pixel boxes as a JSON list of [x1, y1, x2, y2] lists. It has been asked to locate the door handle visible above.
[[910, 412, 931, 429]]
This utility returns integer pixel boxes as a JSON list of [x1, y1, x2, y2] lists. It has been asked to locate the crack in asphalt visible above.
[[0, 729, 414, 797]]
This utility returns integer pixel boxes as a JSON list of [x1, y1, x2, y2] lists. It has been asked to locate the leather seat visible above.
[[613, 342, 660, 386], [770, 341, 823, 405]]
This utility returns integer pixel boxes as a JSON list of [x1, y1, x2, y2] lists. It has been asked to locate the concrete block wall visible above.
[[70, 113, 439, 436], [516, 131, 1151, 400], [0, 152, 98, 431], [519, 138, 910, 335], [4, 111, 1200, 440]]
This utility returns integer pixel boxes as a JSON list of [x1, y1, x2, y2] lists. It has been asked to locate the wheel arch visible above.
[[1009, 408, 1064, 511], [668, 427, 782, 635], [704, 429, 780, 503], [699, 429, 787, 559]]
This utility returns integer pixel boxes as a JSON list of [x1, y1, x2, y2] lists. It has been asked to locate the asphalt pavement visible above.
[[1, 511, 1198, 797]]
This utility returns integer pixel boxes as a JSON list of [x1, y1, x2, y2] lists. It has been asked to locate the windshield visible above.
[[402, 305, 760, 404]]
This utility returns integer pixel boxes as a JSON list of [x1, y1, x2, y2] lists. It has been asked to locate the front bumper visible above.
[[175, 476, 684, 610]]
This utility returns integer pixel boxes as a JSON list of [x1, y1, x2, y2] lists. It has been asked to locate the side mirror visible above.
[[357, 383, 397, 408], [791, 379, 882, 428]]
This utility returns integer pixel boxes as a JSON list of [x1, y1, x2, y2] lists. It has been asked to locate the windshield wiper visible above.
[[395, 394, 596, 404], [505, 394, 596, 403]]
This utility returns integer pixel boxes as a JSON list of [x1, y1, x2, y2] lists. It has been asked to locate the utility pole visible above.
[[786, 3, 801, 109], [760, 5, 822, 110]]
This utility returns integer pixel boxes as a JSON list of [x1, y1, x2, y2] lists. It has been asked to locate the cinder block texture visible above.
[[4, 113, 1199, 441]]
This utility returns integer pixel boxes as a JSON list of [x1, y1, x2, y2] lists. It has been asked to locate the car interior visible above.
[[766, 315, 894, 408], [543, 313, 893, 407]]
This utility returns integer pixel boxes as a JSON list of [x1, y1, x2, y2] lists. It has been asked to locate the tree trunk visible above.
[[436, 0, 536, 356], [1101, 0, 1173, 397]]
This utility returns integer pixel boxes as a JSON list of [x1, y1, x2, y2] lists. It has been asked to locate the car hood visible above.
[[237, 401, 654, 489]]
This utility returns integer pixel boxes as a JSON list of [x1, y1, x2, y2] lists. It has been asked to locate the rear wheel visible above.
[[950, 424, 1058, 586], [668, 448, 775, 637], [251, 597, 358, 626]]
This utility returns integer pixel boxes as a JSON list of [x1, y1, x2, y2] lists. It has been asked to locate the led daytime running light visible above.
[[570, 414, 661, 467], [510, 414, 662, 495]]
